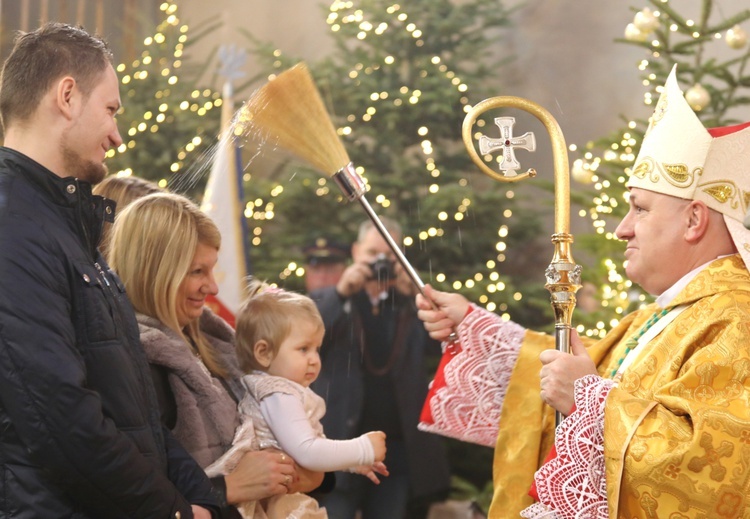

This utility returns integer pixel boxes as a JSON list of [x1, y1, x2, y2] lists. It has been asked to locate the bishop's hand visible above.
[[539, 330, 598, 415], [416, 285, 469, 341]]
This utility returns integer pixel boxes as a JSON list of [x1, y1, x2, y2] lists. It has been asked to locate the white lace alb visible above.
[[521, 375, 613, 519], [419, 305, 525, 447]]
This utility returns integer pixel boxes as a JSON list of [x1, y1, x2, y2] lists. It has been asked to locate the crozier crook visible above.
[[462, 96, 581, 427]]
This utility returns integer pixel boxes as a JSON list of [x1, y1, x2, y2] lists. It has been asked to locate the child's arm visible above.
[[260, 392, 383, 472]]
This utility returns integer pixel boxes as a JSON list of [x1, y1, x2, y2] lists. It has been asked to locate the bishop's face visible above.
[[615, 188, 692, 296]]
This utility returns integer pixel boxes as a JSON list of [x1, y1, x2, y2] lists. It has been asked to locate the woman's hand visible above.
[[191, 505, 212, 519], [289, 463, 325, 494], [224, 450, 295, 504]]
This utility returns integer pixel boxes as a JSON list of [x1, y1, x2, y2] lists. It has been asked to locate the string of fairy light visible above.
[[571, 2, 748, 339], [108, 1, 222, 184], [257, 1, 523, 317]]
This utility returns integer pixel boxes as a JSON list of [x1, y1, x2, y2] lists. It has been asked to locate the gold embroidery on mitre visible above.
[[743, 191, 750, 211], [632, 158, 660, 183], [633, 159, 651, 179], [701, 181, 739, 210], [662, 163, 696, 187], [651, 93, 668, 128]]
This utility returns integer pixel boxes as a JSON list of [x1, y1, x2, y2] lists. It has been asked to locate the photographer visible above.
[[309, 218, 450, 519]]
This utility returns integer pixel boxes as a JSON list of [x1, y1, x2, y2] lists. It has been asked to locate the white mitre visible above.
[[626, 65, 750, 272]]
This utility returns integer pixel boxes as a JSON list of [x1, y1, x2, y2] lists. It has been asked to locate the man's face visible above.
[[352, 228, 395, 265], [615, 188, 691, 295], [60, 65, 123, 184]]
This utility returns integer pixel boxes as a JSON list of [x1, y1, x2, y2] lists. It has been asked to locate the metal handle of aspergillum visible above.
[[462, 97, 581, 428], [332, 164, 458, 343]]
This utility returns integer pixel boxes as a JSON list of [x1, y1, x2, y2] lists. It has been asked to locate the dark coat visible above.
[[0, 147, 215, 518], [310, 286, 451, 500]]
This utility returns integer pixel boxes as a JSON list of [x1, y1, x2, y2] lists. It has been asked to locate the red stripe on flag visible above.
[[205, 294, 236, 329]]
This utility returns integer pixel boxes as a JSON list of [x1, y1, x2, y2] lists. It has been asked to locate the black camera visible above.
[[369, 253, 395, 280]]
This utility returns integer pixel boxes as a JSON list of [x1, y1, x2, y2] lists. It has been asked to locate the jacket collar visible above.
[[0, 146, 115, 222]]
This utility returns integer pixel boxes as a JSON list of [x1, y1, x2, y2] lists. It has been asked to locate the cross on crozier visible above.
[[479, 116, 536, 177]]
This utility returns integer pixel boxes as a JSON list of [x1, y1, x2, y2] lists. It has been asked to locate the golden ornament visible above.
[[685, 84, 710, 112], [625, 23, 648, 42], [726, 25, 748, 50], [633, 8, 660, 32]]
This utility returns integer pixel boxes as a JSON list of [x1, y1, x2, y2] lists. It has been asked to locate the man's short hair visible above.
[[357, 216, 402, 243], [0, 22, 113, 130]]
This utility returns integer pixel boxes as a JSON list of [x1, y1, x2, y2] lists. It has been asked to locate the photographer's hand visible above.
[[335, 262, 372, 298]]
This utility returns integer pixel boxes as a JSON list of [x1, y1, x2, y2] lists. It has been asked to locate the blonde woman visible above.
[[108, 192, 325, 517]]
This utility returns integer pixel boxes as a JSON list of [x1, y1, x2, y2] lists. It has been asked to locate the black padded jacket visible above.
[[0, 147, 217, 518]]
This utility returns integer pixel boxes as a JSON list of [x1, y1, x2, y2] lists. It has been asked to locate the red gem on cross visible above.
[[505, 140, 511, 146]]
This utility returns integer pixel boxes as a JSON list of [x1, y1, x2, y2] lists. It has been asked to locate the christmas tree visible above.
[[106, 0, 222, 199], [240, 0, 555, 331], [571, 1, 750, 338]]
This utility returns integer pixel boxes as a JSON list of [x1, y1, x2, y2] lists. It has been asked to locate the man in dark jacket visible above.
[[0, 23, 217, 518], [311, 218, 450, 519]]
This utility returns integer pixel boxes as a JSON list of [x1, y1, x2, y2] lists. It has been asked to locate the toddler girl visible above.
[[206, 279, 387, 519]]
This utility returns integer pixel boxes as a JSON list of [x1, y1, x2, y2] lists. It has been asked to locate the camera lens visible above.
[[370, 253, 394, 280]]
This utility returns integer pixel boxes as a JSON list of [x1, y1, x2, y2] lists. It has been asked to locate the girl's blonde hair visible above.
[[235, 278, 324, 373], [108, 192, 227, 377]]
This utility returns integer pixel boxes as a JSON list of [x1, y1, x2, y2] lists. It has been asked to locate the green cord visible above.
[[610, 308, 670, 378]]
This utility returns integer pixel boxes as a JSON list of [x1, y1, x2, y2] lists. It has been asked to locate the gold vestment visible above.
[[489, 254, 750, 518]]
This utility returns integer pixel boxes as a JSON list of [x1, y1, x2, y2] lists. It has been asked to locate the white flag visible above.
[[200, 83, 248, 327]]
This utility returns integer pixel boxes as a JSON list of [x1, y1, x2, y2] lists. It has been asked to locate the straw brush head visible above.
[[236, 62, 351, 176]]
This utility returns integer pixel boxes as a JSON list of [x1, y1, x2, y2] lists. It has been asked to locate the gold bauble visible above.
[[633, 8, 659, 32], [625, 23, 648, 42], [685, 84, 710, 112], [726, 25, 748, 50]]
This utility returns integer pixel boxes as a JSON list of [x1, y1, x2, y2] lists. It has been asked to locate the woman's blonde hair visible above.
[[108, 192, 226, 377], [93, 174, 162, 259], [235, 278, 324, 373]]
